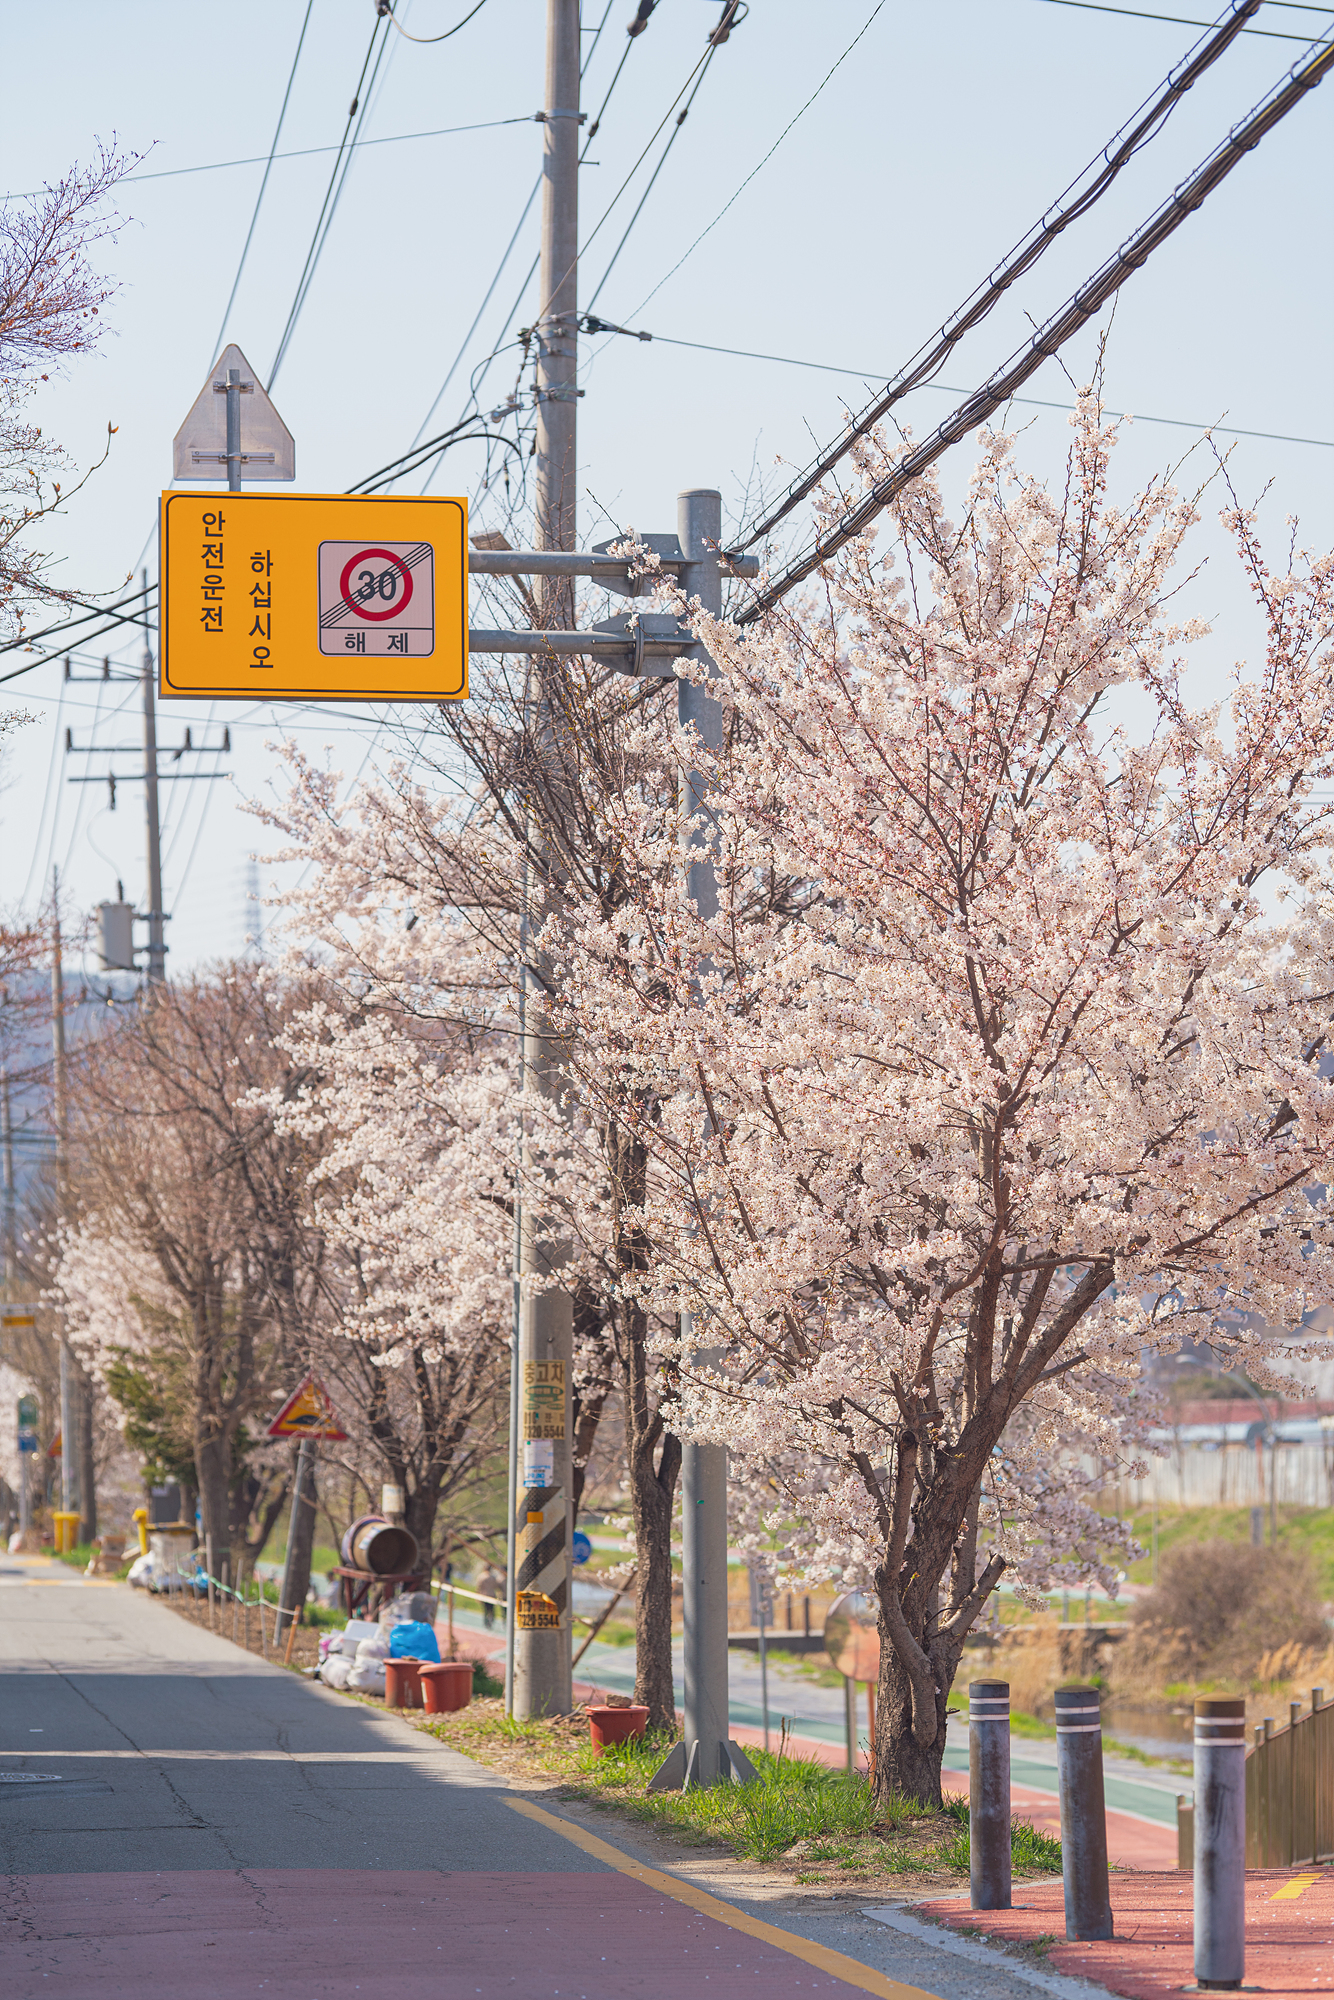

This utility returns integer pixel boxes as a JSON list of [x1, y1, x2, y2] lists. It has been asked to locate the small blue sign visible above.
[[17, 1435, 37, 1454], [571, 1530, 592, 1567]]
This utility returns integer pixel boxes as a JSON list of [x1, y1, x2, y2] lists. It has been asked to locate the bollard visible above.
[[1193, 1695, 1246, 1990], [969, 1679, 1012, 1910], [1055, 1685, 1113, 1940]]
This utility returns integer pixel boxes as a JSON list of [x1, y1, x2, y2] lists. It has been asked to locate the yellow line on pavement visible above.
[[1271, 1871, 1323, 1899], [504, 1795, 942, 2000]]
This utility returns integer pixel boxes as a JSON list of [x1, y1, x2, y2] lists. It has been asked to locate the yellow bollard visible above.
[[51, 1510, 80, 1554], [132, 1507, 149, 1556]]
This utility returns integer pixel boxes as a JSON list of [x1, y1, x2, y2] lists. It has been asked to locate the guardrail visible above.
[[1178, 1688, 1334, 1867]]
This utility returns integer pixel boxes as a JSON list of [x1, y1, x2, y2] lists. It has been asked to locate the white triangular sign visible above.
[[172, 343, 295, 483]]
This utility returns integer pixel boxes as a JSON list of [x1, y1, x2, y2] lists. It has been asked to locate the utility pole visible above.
[[512, 0, 580, 1721], [1, 1065, 14, 1290], [647, 493, 756, 1792], [141, 568, 166, 986], [678, 488, 731, 1788], [51, 878, 75, 1525]]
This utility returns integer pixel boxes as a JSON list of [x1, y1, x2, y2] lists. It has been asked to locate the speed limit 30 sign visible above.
[[318, 541, 435, 657], [159, 492, 466, 700]]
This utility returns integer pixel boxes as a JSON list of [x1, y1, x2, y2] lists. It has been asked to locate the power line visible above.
[[732, 0, 1269, 553], [584, 43, 723, 315], [400, 0, 633, 481], [1028, 0, 1332, 37], [382, 0, 491, 42], [211, 1, 314, 362], [591, 324, 1334, 450], [618, 0, 890, 328], [735, 31, 1334, 620], [0, 583, 153, 657], [267, 12, 391, 389]]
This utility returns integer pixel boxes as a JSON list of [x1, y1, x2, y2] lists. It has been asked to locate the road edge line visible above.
[[502, 1794, 943, 2000]]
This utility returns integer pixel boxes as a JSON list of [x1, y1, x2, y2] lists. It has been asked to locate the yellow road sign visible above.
[[160, 491, 468, 701], [265, 1373, 348, 1440]]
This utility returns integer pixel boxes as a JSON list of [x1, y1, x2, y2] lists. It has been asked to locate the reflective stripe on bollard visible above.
[[1194, 1696, 1247, 1990], [969, 1679, 1011, 1910], [1055, 1685, 1113, 1941]]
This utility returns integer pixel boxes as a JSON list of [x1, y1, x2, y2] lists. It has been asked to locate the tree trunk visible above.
[[276, 1441, 318, 1636], [195, 1433, 234, 1583], [874, 1640, 950, 1807], [631, 1425, 682, 1729], [608, 1113, 682, 1731], [76, 1365, 97, 1544]]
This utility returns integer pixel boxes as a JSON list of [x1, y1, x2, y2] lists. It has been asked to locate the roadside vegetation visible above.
[[413, 1701, 1061, 1885]]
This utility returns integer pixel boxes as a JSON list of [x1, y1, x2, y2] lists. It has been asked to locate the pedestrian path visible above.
[[910, 1868, 1334, 1998], [0, 1573, 983, 1999]]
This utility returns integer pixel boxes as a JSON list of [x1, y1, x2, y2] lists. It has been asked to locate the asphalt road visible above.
[[1, 1552, 1081, 2000]]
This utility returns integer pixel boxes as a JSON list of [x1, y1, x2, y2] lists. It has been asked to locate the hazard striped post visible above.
[[969, 1680, 1012, 1910], [1193, 1696, 1246, 1989], [512, 1353, 572, 1716], [1055, 1685, 1113, 1940]]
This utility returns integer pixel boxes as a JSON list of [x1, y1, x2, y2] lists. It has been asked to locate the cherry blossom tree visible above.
[[55, 967, 333, 1575], [549, 402, 1334, 1802], [1, 146, 128, 640]]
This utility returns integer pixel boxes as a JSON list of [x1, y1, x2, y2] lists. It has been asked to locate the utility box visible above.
[[97, 901, 136, 972]]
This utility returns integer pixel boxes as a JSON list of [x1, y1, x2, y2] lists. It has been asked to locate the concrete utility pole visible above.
[[678, 491, 731, 1786], [512, 0, 580, 1719], [50, 880, 75, 1524], [1, 1065, 15, 1289], [648, 492, 755, 1792], [141, 569, 166, 986]]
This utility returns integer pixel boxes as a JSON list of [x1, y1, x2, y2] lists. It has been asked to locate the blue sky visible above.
[[2, 0, 1330, 973]]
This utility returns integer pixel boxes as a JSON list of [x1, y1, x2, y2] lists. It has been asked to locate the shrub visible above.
[[1130, 1539, 1325, 1680]]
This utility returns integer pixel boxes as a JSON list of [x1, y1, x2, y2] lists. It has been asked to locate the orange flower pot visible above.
[[420, 1661, 474, 1714], [586, 1703, 649, 1752], [384, 1657, 424, 1709]]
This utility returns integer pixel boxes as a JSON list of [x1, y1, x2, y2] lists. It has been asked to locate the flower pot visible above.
[[384, 1657, 424, 1709], [420, 1661, 474, 1715], [586, 1703, 649, 1752]]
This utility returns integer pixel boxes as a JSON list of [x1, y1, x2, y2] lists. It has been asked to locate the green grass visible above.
[[1122, 1503, 1334, 1596], [416, 1705, 1062, 1881]]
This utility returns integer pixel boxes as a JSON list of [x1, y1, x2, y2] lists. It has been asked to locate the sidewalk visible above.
[[912, 1868, 1334, 1999]]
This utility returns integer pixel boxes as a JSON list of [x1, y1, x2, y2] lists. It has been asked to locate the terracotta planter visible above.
[[586, 1703, 649, 1752], [419, 1661, 474, 1715], [384, 1657, 424, 1709]]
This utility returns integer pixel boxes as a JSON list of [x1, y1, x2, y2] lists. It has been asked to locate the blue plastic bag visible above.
[[389, 1620, 440, 1662]]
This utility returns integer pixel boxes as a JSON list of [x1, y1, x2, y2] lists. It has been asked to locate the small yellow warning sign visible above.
[[266, 1374, 348, 1440], [515, 1590, 561, 1631]]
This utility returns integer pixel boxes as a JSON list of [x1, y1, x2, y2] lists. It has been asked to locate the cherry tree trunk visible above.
[[874, 1643, 950, 1809], [631, 1427, 682, 1729], [195, 1434, 235, 1583]]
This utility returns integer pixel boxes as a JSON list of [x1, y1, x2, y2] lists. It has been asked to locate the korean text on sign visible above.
[[201, 510, 225, 633]]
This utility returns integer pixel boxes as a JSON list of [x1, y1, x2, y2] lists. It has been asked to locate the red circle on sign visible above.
[[339, 547, 414, 622]]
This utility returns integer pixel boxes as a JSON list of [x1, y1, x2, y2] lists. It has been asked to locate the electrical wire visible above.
[[267, 12, 391, 389], [21, 676, 67, 908], [398, 0, 631, 482], [382, 0, 491, 42], [0, 583, 153, 656], [211, 0, 314, 362], [616, 0, 889, 329], [735, 30, 1334, 621], [590, 324, 1334, 449], [732, 0, 1270, 554], [583, 44, 722, 315], [404, 175, 543, 454], [1028, 0, 1331, 37]]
